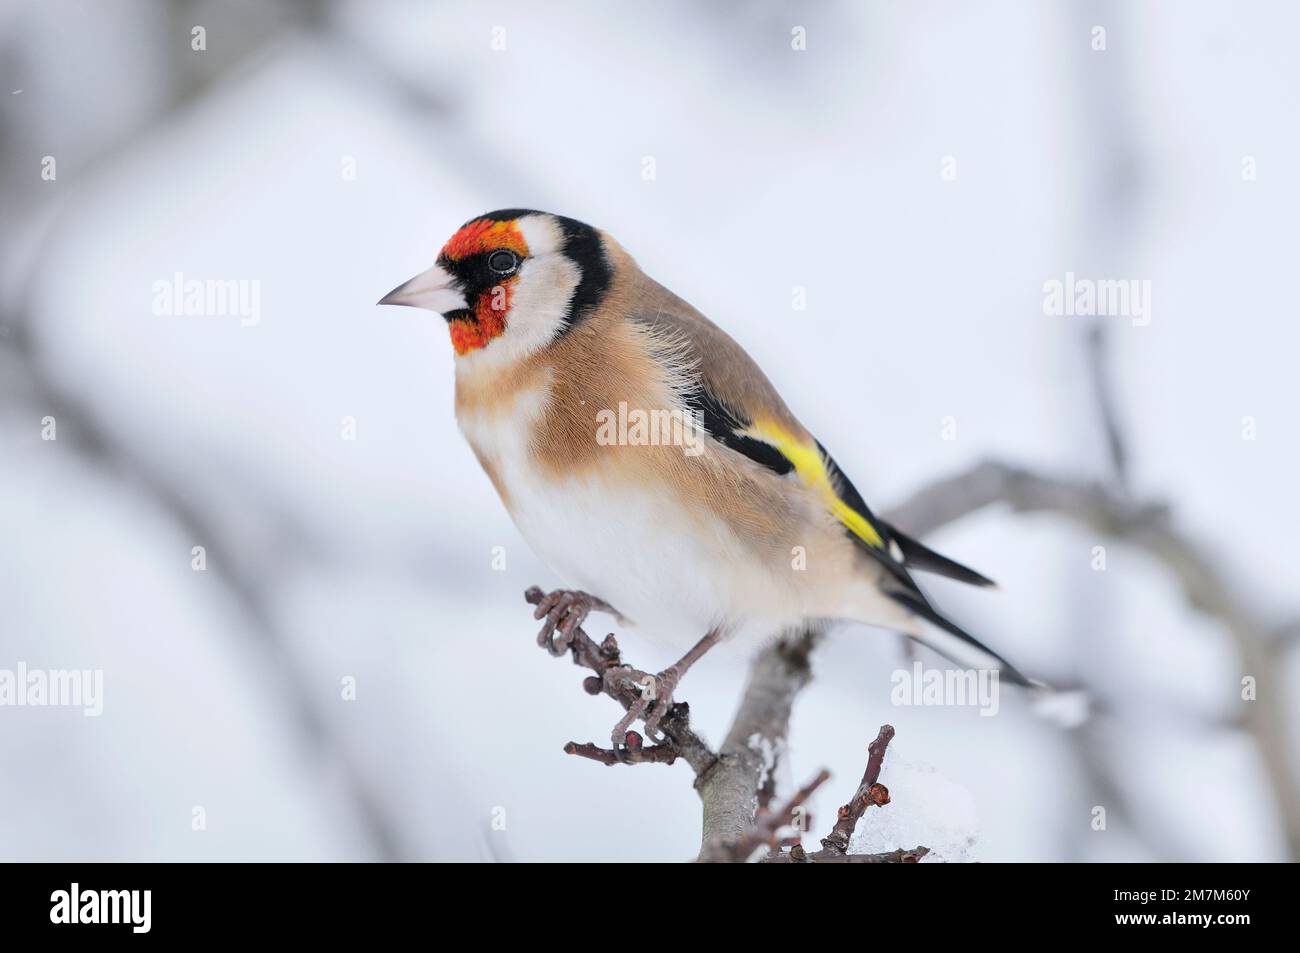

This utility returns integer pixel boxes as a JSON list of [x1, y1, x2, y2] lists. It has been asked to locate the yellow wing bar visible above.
[[741, 420, 884, 549]]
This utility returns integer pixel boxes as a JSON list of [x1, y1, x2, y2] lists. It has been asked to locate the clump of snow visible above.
[[748, 731, 782, 795], [847, 755, 980, 863]]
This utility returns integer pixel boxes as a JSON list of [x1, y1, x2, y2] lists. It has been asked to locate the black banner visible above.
[[0, 862, 1282, 939]]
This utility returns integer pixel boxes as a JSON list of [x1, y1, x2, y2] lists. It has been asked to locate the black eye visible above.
[[488, 250, 518, 274]]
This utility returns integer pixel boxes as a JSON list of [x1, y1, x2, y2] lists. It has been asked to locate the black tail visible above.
[[887, 526, 996, 588], [888, 590, 1034, 688]]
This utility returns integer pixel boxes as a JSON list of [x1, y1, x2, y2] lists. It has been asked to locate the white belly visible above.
[[457, 388, 805, 651]]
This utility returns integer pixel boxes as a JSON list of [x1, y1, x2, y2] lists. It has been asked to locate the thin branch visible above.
[[756, 724, 910, 864], [820, 724, 896, 855], [564, 734, 679, 766], [766, 846, 930, 864], [1085, 323, 1130, 491]]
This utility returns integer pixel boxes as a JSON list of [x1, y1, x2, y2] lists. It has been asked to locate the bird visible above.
[[379, 209, 1034, 743]]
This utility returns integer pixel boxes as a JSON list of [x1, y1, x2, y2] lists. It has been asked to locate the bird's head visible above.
[[378, 209, 612, 361]]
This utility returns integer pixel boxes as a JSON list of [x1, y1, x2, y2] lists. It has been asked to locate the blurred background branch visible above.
[[888, 460, 1300, 858], [1, 299, 409, 861]]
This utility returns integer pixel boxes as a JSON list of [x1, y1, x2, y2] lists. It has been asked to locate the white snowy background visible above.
[[1, 0, 1297, 861]]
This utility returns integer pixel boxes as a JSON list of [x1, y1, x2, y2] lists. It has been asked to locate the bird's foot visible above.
[[529, 587, 618, 656], [604, 664, 683, 746], [642, 665, 683, 742]]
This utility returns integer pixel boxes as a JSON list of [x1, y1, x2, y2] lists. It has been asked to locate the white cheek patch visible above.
[[510, 255, 580, 339]]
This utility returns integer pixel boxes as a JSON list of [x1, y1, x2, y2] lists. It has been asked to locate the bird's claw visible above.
[[532, 589, 606, 656], [604, 665, 681, 746]]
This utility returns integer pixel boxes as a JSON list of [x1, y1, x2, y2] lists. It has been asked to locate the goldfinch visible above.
[[380, 210, 1032, 741]]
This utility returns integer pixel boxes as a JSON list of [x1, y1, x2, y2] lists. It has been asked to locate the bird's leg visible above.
[[640, 628, 722, 742], [531, 588, 621, 656]]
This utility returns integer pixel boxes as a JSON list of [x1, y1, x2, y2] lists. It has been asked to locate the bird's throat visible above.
[[450, 280, 514, 355]]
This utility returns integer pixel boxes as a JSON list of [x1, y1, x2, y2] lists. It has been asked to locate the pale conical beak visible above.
[[377, 263, 467, 314]]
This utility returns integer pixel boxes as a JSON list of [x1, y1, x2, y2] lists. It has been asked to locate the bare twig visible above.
[[755, 724, 911, 864], [564, 734, 680, 766], [820, 724, 896, 855], [1084, 323, 1130, 491], [766, 845, 930, 864]]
